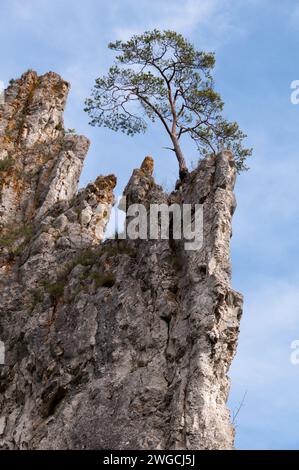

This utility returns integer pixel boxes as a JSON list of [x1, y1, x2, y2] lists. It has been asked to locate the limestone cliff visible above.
[[0, 71, 243, 450]]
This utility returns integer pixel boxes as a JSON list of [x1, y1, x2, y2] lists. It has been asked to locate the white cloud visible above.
[[144, 0, 220, 33], [11, 0, 50, 20], [112, 0, 242, 45]]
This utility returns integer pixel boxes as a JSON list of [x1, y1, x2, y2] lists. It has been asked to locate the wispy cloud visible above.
[[112, 0, 243, 45], [10, 0, 51, 20]]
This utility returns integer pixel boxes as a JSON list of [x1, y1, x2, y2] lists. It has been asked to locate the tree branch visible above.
[[137, 93, 172, 137]]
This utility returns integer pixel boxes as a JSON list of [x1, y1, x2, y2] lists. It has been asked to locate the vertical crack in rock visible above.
[[0, 72, 243, 450]]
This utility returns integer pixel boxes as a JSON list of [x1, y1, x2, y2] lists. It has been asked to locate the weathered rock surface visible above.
[[0, 72, 243, 450]]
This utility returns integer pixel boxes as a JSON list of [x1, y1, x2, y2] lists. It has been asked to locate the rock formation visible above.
[[0, 71, 243, 450]]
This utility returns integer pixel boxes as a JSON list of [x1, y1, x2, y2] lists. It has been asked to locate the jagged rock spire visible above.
[[0, 72, 242, 450]]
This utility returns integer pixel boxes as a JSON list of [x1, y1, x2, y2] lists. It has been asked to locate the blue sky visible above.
[[1, 0, 299, 450]]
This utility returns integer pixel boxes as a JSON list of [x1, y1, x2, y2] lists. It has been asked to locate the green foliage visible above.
[[63, 241, 135, 284], [31, 289, 44, 307], [55, 122, 64, 131], [11, 244, 25, 257], [67, 248, 99, 271], [19, 225, 33, 239], [101, 240, 135, 258], [85, 29, 252, 172], [0, 224, 33, 250], [89, 271, 116, 288], [0, 237, 12, 248], [43, 280, 65, 301], [0, 156, 14, 172]]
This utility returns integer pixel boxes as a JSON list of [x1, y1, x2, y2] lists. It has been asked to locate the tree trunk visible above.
[[171, 134, 188, 180]]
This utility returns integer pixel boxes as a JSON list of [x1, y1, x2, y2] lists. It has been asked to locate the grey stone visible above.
[[0, 71, 243, 450]]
